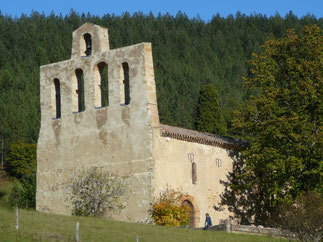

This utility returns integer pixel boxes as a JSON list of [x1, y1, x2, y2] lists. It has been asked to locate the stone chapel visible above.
[[36, 23, 243, 228]]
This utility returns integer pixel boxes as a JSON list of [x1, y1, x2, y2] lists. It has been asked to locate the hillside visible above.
[[0, 11, 322, 159], [0, 178, 287, 241]]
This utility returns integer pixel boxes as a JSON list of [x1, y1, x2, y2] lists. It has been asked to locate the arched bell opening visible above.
[[120, 62, 130, 105], [83, 33, 92, 56], [73, 68, 85, 113], [94, 62, 109, 108]]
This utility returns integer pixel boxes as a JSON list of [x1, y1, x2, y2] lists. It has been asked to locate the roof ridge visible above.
[[159, 123, 246, 150]]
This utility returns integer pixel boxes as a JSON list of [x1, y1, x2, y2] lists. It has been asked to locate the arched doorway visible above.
[[182, 200, 194, 228], [180, 195, 200, 228]]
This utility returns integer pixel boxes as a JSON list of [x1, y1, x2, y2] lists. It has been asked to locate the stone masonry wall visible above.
[[37, 23, 159, 223], [37, 23, 235, 226], [152, 128, 233, 227]]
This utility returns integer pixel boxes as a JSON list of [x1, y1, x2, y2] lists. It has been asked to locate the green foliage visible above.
[[4, 142, 37, 209], [223, 25, 323, 225], [0, 11, 322, 161], [0, 179, 13, 208], [151, 188, 191, 227], [9, 173, 36, 209], [272, 191, 323, 242], [196, 84, 227, 135], [5, 143, 36, 178], [67, 167, 127, 217], [219, 151, 255, 225]]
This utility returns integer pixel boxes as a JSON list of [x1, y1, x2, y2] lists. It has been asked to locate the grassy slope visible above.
[[0, 179, 286, 242]]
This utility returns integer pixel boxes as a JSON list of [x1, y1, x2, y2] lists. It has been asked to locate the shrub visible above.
[[151, 188, 191, 227], [272, 191, 323, 242], [67, 167, 127, 217], [5, 143, 36, 178], [9, 173, 36, 208]]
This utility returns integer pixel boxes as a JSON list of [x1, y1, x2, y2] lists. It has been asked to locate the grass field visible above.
[[0, 177, 288, 242]]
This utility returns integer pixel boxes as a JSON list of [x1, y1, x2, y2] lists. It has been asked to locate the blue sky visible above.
[[1, 0, 322, 21]]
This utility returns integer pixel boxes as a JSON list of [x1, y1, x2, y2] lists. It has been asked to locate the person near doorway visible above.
[[204, 213, 212, 230]]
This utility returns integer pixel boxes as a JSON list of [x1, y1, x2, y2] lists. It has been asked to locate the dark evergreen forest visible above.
[[0, 10, 322, 158]]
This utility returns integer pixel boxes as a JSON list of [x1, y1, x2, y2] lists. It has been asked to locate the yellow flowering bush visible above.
[[151, 188, 191, 227]]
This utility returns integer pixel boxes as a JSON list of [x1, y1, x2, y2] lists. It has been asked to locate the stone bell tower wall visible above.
[[36, 23, 159, 222], [71, 23, 110, 58]]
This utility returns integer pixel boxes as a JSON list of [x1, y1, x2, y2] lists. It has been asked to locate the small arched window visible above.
[[192, 162, 197, 184], [83, 33, 92, 56], [53, 78, 61, 119], [94, 62, 109, 107], [75, 69, 85, 112], [120, 62, 130, 105]]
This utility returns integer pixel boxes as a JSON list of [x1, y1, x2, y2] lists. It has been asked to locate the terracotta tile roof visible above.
[[160, 124, 247, 150]]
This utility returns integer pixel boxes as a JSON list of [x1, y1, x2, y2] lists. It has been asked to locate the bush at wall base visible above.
[[67, 167, 127, 217], [151, 188, 191, 227]]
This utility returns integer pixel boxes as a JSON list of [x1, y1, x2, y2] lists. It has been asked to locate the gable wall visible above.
[[152, 128, 233, 227], [37, 41, 157, 222]]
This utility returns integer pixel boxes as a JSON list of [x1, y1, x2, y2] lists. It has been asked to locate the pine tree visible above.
[[196, 84, 227, 135]]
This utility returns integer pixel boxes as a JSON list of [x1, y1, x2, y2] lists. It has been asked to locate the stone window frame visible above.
[[52, 78, 61, 119], [83, 33, 92, 57], [73, 68, 86, 113], [120, 62, 130, 105], [94, 61, 109, 108]]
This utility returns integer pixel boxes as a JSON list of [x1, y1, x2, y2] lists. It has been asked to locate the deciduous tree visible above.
[[5, 143, 36, 178], [222, 25, 323, 225], [273, 191, 323, 242]]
